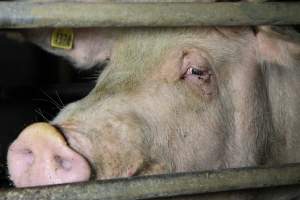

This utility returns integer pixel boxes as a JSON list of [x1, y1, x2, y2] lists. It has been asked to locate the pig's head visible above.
[[6, 24, 300, 188]]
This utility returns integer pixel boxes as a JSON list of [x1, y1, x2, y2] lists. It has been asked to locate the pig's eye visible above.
[[183, 66, 212, 80], [179, 48, 216, 98], [186, 67, 204, 76], [181, 64, 216, 98]]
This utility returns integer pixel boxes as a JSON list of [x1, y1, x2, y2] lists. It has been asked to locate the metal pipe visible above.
[[1, 163, 300, 200], [0, 2, 300, 28]]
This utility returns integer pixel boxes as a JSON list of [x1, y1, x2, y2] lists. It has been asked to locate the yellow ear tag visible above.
[[51, 28, 74, 50]]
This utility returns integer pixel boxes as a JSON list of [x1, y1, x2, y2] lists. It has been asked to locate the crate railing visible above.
[[1, 163, 300, 200], [0, 1, 299, 28]]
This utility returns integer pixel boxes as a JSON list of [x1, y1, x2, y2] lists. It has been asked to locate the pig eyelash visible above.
[[186, 67, 204, 76], [184, 66, 212, 80]]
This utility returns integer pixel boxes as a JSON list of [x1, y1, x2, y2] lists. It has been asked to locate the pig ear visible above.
[[255, 26, 300, 66], [5, 28, 113, 70]]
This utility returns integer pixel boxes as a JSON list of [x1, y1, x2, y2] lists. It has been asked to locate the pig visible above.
[[5, 0, 300, 199]]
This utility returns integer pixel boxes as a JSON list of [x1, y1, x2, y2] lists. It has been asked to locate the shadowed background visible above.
[[0, 33, 97, 187]]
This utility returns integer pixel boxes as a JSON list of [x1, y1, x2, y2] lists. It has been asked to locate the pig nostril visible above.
[[54, 155, 72, 171], [20, 149, 34, 165], [61, 160, 72, 171], [24, 149, 32, 154]]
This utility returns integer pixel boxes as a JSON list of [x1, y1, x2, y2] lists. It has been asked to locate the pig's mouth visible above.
[[7, 123, 92, 188]]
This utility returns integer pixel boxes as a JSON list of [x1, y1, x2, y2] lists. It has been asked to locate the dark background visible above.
[[0, 34, 97, 187]]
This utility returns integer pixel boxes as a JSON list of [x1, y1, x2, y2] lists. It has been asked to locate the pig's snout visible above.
[[7, 123, 91, 188]]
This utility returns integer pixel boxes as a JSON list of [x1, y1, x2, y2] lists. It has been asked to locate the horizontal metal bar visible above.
[[0, 2, 300, 28], [1, 163, 300, 200]]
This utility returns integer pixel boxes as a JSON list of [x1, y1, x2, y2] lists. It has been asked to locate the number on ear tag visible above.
[[51, 28, 74, 50]]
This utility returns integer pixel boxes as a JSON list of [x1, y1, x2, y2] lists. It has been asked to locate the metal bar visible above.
[[0, 2, 300, 28], [1, 163, 300, 200]]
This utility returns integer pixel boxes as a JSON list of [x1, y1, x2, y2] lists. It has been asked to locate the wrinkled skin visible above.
[[5, 1, 300, 199]]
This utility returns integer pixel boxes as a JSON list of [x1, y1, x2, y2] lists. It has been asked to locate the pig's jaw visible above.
[[7, 123, 91, 188]]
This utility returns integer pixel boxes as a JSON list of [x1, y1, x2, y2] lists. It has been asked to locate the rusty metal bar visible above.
[[1, 163, 300, 200], [0, 2, 300, 28]]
